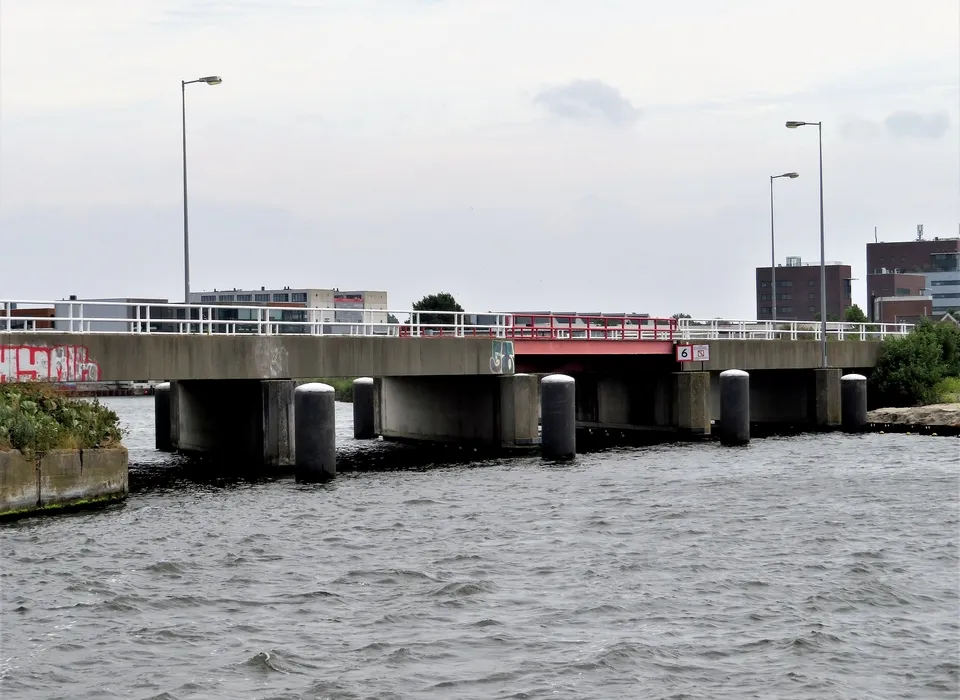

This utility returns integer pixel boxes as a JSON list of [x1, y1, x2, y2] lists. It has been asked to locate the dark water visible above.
[[2, 397, 958, 699]]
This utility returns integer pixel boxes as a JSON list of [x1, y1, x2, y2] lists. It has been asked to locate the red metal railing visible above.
[[397, 314, 676, 340]]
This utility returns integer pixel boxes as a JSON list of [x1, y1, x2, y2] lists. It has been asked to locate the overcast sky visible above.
[[1, 0, 958, 317]]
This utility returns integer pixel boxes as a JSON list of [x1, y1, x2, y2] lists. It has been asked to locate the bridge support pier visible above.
[[373, 374, 539, 450], [154, 382, 172, 452], [168, 379, 296, 468], [813, 368, 842, 429], [673, 371, 711, 437]]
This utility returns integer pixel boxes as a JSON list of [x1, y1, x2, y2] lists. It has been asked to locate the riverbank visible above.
[[866, 403, 960, 436]]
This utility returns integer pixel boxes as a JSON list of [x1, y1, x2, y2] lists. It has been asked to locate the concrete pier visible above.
[[719, 370, 750, 446], [167, 379, 296, 468], [841, 373, 868, 433], [352, 377, 376, 440], [674, 371, 711, 436], [294, 383, 337, 482], [541, 374, 576, 460], [814, 368, 842, 429], [154, 382, 172, 452]]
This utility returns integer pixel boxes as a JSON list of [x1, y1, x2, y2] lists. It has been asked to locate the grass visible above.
[[306, 377, 356, 402], [933, 376, 960, 404], [0, 383, 124, 455]]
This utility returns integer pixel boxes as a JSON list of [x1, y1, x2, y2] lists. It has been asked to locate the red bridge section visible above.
[[399, 314, 677, 355]]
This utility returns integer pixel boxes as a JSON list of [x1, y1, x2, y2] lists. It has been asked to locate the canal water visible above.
[[2, 396, 958, 699]]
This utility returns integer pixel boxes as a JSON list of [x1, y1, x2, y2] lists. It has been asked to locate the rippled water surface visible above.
[[2, 397, 958, 699]]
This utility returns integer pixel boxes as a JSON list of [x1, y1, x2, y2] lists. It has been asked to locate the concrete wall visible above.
[[1, 448, 128, 518], [684, 339, 882, 372], [374, 375, 539, 448], [0, 333, 510, 381]]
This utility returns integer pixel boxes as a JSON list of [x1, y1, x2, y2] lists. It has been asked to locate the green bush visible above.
[[869, 319, 960, 407], [0, 384, 124, 455]]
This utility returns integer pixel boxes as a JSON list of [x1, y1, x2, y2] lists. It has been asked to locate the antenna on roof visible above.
[[917, 224, 924, 241], [874, 226, 878, 243]]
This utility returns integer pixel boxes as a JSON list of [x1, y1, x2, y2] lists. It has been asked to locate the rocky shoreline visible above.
[[867, 403, 960, 430]]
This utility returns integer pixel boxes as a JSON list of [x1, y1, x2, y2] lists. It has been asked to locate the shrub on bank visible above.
[[307, 378, 355, 402], [0, 383, 124, 455], [869, 320, 960, 407]]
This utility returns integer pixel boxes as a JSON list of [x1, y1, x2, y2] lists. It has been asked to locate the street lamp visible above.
[[769, 172, 799, 322], [182, 75, 222, 304], [786, 120, 827, 368]]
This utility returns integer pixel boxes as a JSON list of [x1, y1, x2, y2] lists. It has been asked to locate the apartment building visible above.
[[755, 256, 852, 321]]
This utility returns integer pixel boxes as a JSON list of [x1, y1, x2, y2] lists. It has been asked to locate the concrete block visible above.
[[814, 368, 842, 428], [673, 371, 711, 435], [154, 382, 172, 451], [0, 451, 39, 515], [353, 377, 376, 439], [498, 373, 539, 447]]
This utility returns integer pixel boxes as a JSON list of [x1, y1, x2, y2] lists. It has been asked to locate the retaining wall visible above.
[[0, 448, 128, 519]]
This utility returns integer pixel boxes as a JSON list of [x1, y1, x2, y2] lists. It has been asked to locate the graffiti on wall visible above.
[[0, 345, 101, 383], [490, 340, 515, 375]]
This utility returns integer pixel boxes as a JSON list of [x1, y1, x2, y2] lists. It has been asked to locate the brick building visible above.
[[866, 236, 960, 319], [756, 257, 853, 321]]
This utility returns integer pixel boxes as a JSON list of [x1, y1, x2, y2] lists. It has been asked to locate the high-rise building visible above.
[[866, 234, 960, 318], [755, 256, 853, 321]]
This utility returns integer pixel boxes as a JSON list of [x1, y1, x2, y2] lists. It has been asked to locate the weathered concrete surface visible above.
[[683, 340, 882, 372], [814, 368, 842, 428], [674, 371, 711, 435], [0, 333, 510, 381], [867, 403, 960, 427], [373, 375, 539, 448], [1, 448, 128, 518]]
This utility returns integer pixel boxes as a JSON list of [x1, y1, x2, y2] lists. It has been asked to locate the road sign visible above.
[[693, 344, 710, 362], [675, 344, 693, 362]]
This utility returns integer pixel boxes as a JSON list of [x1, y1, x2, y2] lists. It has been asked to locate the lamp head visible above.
[[200, 76, 222, 85], [785, 121, 805, 129], [784, 172, 799, 178]]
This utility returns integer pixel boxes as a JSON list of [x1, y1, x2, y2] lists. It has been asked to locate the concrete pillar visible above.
[[673, 371, 711, 436], [294, 383, 337, 482], [169, 379, 296, 468], [261, 380, 295, 467], [154, 382, 172, 452], [498, 373, 539, 448], [814, 368, 842, 429], [841, 373, 868, 433], [541, 374, 576, 460], [352, 377, 376, 439], [719, 370, 750, 446]]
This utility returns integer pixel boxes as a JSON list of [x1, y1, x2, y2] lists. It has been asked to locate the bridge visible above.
[[1, 299, 910, 467]]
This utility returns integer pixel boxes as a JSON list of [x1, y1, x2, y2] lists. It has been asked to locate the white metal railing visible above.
[[674, 318, 912, 341], [0, 300, 915, 341], [0, 299, 512, 338]]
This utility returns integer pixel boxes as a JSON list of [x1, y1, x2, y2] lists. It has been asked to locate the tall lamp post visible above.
[[182, 75, 222, 304], [769, 172, 799, 322], [786, 120, 826, 368]]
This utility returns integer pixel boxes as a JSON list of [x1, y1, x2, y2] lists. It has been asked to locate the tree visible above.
[[869, 319, 960, 407], [672, 313, 691, 320], [412, 292, 464, 326], [844, 304, 868, 323], [387, 313, 399, 324]]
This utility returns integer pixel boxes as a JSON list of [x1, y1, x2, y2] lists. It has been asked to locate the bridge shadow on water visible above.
[[128, 430, 690, 493]]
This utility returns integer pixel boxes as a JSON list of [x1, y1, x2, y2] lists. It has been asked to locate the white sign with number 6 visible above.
[[675, 344, 693, 362]]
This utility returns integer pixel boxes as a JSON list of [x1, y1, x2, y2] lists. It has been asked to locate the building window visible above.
[[931, 279, 960, 286], [895, 288, 913, 296], [778, 280, 793, 287], [200, 295, 216, 302], [808, 280, 815, 286], [932, 293, 960, 299], [780, 306, 793, 313], [808, 292, 815, 299], [273, 293, 289, 303], [759, 307, 771, 315], [218, 294, 234, 302], [237, 294, 252, 302], [809, 306, 816, 313], [291, 292, 308, 303], [778, 293, 792, 301], [759, 294, 772, 301], [255, 293, 270, 302], [759, 281, 771, 288]]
